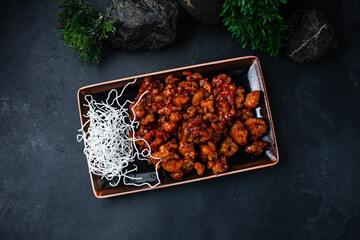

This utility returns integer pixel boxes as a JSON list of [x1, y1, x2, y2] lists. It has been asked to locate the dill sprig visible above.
[[221, 0, 291, 57], [56, 0, 115, 66]]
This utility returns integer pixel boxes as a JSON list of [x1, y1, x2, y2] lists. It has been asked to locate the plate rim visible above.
[[77, 56, 279, 198]]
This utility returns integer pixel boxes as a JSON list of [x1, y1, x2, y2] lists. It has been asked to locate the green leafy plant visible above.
[[221, 0, 291, 57], [56, 0, 115, 66]]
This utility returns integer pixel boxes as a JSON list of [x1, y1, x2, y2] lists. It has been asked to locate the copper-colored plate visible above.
[[77, 56, 279, 198]]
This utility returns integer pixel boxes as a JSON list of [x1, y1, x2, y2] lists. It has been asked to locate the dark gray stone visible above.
[[2, 0, 360, 239], [284, 10, 338, 63], [107, 0, 179, 51], [177, 0, 223, 25]]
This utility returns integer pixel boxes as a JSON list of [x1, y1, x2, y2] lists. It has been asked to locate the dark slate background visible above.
[[1, 0, 359, 239]]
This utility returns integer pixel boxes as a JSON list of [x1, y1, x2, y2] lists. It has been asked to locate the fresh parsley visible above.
[[221, 0, 291, 57], [56, 0, 115, 66]]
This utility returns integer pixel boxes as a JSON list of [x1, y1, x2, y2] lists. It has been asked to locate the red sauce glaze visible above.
[[131, 72, 268, 180], [245, 118, 267, 141], [244, 91, 260, 109], [245, 141, 269, 155]]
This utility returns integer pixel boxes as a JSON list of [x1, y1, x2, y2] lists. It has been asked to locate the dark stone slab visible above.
[[107, 0, 179, 51], [284, 10, 338, 63], [1, 0, 360, 239], [177, 0, 223, 25]]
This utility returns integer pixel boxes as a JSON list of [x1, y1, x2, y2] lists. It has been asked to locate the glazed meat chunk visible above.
[[244, 91, 260, 109], [179, 139, 195, 160], [170, 171, 184, 181], [131, 100, 146, 118], [192, 91, 205, 106], [152, 141, 179, 160], [208, 156, 229, 175], [245, 141, 268, 155], [200, 99, 215, 113], [219, 137, 239, 157], [182, 158, 195, 173], [132, 72, 269, 181], [230, 120, 248, 146], [235, 86, 245, 109], [183, 71, 203, 81], [161, 159, 184, 173], [236, 108, 253, 121], [199, 141, 217, 162], [194, 162, 205, 175], [163, 121, 178, 132], [139, 113, 156, 125], [173, 93, 189, 108], [169, 112, 182, 123], [245, 118, 267, 141]]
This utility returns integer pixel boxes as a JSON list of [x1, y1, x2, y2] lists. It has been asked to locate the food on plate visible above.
[[77, 80, 161, 188], [130, 72, 268, 181], [245, 141, 269, 155]]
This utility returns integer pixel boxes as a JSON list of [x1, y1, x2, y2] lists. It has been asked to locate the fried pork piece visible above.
[[165, 74, 181, 85], [203, 112, 218, 123], [135, 126, 154, 149], [194, 162, 205, 175], [131, 100, 146, 118], [212, 163, 229, 174], [216, 89, 235, 103], [169, 111, 182, 123], [183, 106, 197, 120], [230, 120, 248, 146], [139, 113, 156, 125], [199, 78, 212, 93], [155, 142, 186, 180], [219, 137, 239, 157], [132, 72, 268, 181], [152, 141, 179, 160], [216, 100, 236, 122], [149, 138, 163, 152], [200, 99, 215, 113], [207, 156, 229, 175], [163, 121, 178, 132], [192, 91, 205, 106], [177, 80, 199, 92], [173, 93, 189, 108], [182, 158, 195, 173], [180, 115, 212, 143], [236, 108, 253, 121], [245, 118, 267, 141], [235, 86, 245, 109], [170, 171, 184, 181], [244, 91, 260, 109], [210, 121, 227, 143], [245, 141, 268, 155], [162, 83, 176, 97], [179, 139, 195, 160], [212, 74, 232, 96], [139, 76, 162, 94], [199, 141, 217, 161], [183, 71, 203, 81], [161, 159, 184, 173]]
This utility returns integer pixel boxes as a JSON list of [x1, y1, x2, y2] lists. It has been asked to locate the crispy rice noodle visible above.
[[77, 79, 162, 188]]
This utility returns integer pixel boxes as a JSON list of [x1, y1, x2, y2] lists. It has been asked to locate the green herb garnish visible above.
[[56, 0, 115, 66], [221, 0, 291, 57]]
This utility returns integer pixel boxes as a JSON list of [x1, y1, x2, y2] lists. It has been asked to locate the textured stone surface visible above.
[[1, 0, 360, 239], [284, 10, 338, 63], [107, 0, 179, 51], [178, 0, 223, 25]]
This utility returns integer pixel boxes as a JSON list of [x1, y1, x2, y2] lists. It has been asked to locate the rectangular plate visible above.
[[77, 56, 279, 198]]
